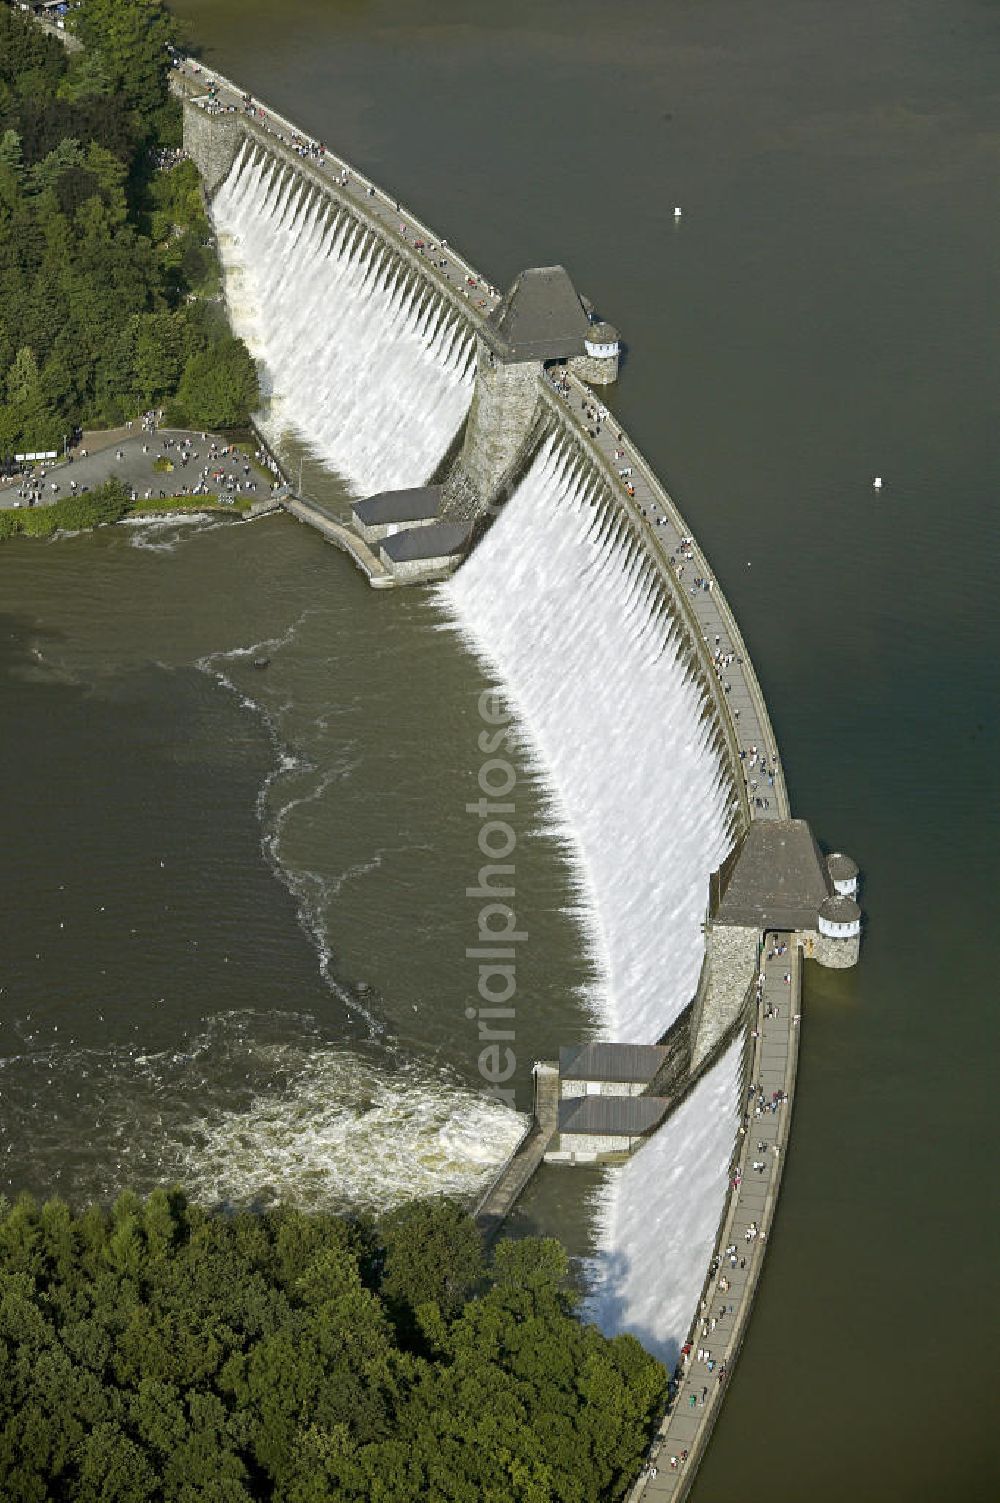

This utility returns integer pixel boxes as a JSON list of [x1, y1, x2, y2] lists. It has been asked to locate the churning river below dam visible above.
[[3, 0, 999, 1498], [0, 511, 594, 1215]]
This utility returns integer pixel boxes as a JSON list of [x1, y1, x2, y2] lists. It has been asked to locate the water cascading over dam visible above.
[[211, 140, 476, 495], [438, 435, 738, 1041], [177, 78, 836, 1463], [439, 435, 744, 1364], [586, 1037, 743, 1365]]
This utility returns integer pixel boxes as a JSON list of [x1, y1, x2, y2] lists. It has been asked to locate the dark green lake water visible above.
[[2, 0, 997, 1495]]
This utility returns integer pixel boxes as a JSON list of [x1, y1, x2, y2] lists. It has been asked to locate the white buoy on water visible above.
[[873, 476, 883, 490], [674, 205, 683, 219]]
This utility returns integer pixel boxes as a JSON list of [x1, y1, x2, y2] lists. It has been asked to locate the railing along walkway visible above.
[[628, 938, 801, 1500], [540, 378, 788, 825], [173, 54, 785, 831], [172, 58, 500, 328]]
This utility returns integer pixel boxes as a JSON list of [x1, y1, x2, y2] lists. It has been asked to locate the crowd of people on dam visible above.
[[184, 53, 502, 315], [748, 1080, 788, 1119], [238, 85, 331, 166], [196, 83, 239, 118], [279, 123, 329, 164], [712, 635, 740, 672], [549, 369, 613, 442], [739, 741, 778, 810], [547, 365, 792, 829], [639, 1446, 690, 1483], [581, 396, 611, 443]]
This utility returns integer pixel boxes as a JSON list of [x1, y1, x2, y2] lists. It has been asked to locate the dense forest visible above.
[[0, 0, 259, 458], [0, 1191, 666, 1502]]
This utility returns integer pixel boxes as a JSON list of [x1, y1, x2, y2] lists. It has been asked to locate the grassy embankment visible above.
[[0, 474, 267, 540]]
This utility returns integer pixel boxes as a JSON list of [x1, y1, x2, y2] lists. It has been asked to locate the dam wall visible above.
[[441, 435, 741, 1045], [173, 56, 800, 1044], [9, 24, 858, 1502], [170, 44, 856, 1415], [175, 66, 493, 339], [536, 381, 767, 832], [169, 51, 835, 1086]]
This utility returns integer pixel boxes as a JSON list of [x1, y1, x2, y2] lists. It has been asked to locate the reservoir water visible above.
[[3, 0, 998, 1497]]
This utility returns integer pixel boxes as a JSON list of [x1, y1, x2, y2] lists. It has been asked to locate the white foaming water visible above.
[[0, 1011, 526, 1212], [184, 1044, 527, 1211], [121, 511, 223, 552], [193, 616, 378, 1030], [585, 1038, 743, 1366], [211, 141, 476, 495], [438, 436, 737, 1041]]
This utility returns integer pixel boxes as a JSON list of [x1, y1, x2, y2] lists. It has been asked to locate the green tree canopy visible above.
[[0, 5, 254, 449], [0, 1193, 666, 1503], [378, 1197, 485, 1329], [0, 5, 66, 104], [70, 0, 179, 129], [177, 337, 260, 430]]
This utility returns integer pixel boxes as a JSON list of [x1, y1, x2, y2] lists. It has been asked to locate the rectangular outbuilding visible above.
[[558, 1042, 668, 1099], [379, 521, 469, 583], [547, 1095, 671, 1161], [351, 485, 442, 544]]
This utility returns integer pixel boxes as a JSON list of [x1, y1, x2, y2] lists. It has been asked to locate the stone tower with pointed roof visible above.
[[689, 819, 861, 1069], [441, 266, 618, 522]]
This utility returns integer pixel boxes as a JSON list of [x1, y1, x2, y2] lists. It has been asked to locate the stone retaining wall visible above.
[[445, 342, 543, 516], [690, 924, 761, 1072], [180, 98, 244, 194]]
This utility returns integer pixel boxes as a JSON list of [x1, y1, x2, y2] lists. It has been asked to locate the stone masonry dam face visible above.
[[179, 64, 793, 1373], [438, 434, 739, 1043]]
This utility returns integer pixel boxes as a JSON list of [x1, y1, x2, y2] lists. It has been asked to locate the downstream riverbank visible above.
[[3, 0, 997, 1494], [158, 3, 1000, 1496], [1, 429, 278, 541]]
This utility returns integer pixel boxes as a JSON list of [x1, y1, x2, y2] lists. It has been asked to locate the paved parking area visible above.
[[1, 429, 270, 510]]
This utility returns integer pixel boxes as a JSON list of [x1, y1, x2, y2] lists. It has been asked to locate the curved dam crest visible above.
[[174, 54, 862, 1498], [438, 435, 737, 1043], [213, 139, 476, 495]]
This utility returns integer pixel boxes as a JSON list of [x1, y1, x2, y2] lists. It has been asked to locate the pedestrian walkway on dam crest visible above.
[[628, 939, 801, 1501]]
